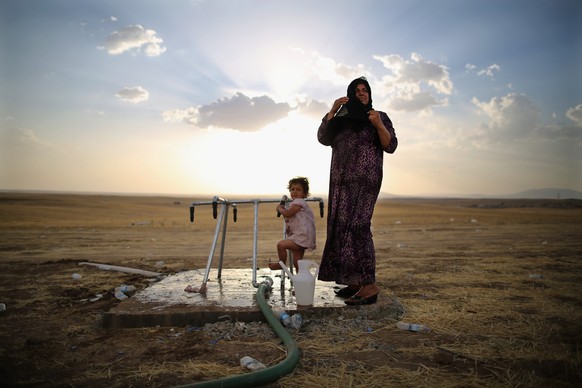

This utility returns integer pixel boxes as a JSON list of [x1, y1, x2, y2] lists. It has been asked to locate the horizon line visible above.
[[1, 188, 581, 200]]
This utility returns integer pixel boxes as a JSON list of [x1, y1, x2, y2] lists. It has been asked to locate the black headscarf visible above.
[[327, 77, 373, 139]]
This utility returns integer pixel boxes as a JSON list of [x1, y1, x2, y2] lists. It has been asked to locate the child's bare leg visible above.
[[290, 249, 305, 271], [277, 239, 304, 271]]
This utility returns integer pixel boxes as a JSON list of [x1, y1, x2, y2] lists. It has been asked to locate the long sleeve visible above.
[[317, 115, 334, 146], [380, 111, 398, 154]]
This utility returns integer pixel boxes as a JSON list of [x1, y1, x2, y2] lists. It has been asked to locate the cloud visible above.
[[477, 64, 501, 78], [313, 56, 368, 85], [163, 93, 292, 131], [291, 50, 452, 114], [471, 93, 540, 141], [466, 63, 501, 79], [443, 96, 582, 149], [566, 104, 582, 125], [536, 104, 582, 141], [390, 91, 442, 112], [373, 53, 452, 112], [291, 48, 370, 87], [295, 99, 330, 119], [2, 127, 55, 150], [99, 25, 166, 56], [115, 86, 150, 103]]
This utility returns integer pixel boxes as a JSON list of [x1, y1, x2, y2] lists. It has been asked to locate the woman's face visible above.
[[354, 83, 370, 105]]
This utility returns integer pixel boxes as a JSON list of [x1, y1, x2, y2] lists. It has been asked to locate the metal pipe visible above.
[[79, 262, 161, 277], [251, 200, 260, 287], [216, 204, 229, 279], [188, 196, 325, 290], [196, 201, 227, 293]]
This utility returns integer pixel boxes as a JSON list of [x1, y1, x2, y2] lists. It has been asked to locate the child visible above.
[[269, 177, 317, 272]]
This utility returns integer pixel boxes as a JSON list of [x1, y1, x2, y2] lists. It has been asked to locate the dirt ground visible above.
[[0, 193, 581, 387]]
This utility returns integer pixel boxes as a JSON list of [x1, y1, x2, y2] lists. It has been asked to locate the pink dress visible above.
[[285, 198, 316, 250]]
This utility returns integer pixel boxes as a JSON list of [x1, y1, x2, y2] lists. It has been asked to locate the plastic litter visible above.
[[240, 356, 266, 371], [115, 285, 136, 296], [89, 294, 103, 302], [290, 313, 303, 330], [271, 305, 291, 327], [396, 321, 431, 333], [271, 305, 302, 330], [114, 291, 128, 300]]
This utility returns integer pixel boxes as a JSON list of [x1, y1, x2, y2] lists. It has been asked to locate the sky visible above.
[[1, 0, 581, 198]]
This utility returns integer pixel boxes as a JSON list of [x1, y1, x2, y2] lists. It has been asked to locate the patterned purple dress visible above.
[[317, 112, 397, 286]]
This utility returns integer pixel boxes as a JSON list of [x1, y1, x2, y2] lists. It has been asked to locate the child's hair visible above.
[[288, 176, 310, 197]]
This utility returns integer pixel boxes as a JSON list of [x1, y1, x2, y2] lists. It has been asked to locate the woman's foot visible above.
[[344, 293, 378, 305], [334, 286, 360, 298], [344, 284, 380, 305]]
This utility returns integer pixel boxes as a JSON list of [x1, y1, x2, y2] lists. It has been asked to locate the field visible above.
[[0, 193, 581, 387]]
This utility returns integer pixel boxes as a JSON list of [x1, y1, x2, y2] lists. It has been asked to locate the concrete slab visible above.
[[102, 268, 351, 329]]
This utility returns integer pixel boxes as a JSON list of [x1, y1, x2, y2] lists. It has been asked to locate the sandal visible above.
[[344, 293, 379, 306], [334, 287, 360, 298]]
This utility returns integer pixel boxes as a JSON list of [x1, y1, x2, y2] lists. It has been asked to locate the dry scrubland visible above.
[[0, 193, 581, 387]]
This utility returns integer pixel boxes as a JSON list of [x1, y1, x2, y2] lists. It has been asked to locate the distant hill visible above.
[[503, 188, 582, 200]]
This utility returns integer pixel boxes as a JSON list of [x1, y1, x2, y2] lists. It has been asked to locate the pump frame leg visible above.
[[185, 202, 227, 294], [217, 205, 230, 279], [251, 201, 260, 287]]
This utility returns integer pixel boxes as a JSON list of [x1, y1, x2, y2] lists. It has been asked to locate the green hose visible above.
[[176, 280, 300, 387]]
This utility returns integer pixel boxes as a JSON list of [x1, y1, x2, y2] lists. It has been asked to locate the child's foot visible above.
[[184, 284, 207, 293], [268, 261, 283, 270]]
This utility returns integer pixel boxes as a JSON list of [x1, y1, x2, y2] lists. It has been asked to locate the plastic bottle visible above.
[[115, 285, 136, 295], [290, 313, 303, 330], [271, 305, 291, 327], [396, 321, 431, 333], [240, 356, 266, 371]]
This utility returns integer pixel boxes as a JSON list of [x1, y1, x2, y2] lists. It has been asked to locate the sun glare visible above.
[[178, 113, 330, 196]]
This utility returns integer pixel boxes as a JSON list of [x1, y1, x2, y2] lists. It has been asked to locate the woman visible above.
[[317, 77, 398, 305]]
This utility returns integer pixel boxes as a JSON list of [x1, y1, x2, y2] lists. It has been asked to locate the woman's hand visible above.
[[327, 97, 349, 120], [368, 110, 393, 149], [368, 109, 382, 127]]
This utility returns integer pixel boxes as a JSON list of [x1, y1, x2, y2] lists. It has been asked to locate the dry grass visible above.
[[0, 193, 581, 387]]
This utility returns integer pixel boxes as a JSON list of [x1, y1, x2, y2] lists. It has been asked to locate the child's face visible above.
[[289, 183, 306, 199]]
